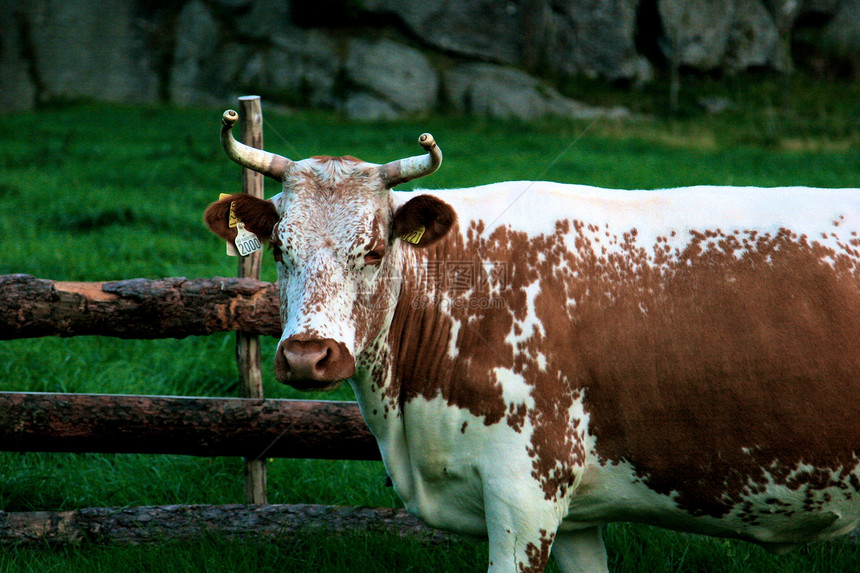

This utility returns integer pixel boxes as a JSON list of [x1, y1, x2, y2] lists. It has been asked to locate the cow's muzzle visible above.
[[274, 337, 355, 390]]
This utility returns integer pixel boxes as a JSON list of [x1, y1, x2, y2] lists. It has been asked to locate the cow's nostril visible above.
[[318, 347, 331, 369], [280, 345, 293, 372]]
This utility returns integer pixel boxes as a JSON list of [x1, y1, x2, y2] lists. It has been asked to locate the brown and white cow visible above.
[[205, 110, 860, 573]]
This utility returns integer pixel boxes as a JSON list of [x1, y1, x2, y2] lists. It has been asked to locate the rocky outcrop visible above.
[[820, 0, 860, 62], [170, 0, 224, 106], [0, 0, 856, 118], [659, 0, 736, 70], [534, 0, 645, 81], [2, 0, 159, 108], [365, 0, 524, 65], [727, 0, 784, 71], [343, 38, 439, 119], [0, 6, 37, 112], [444, 63, 630, 120], [240, 29, 341, 109]]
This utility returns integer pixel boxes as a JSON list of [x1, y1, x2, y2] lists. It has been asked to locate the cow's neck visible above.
[[348, 237, 460, 496]]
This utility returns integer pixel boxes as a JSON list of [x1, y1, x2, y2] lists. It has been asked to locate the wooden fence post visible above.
[[237, 95, 267, 504]]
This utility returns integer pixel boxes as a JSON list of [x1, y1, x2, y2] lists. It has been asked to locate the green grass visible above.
[[1, 75, 858, 571]]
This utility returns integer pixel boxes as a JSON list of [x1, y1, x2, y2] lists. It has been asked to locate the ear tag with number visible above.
[[219, 193, 240, 256], [400, 225, 426, 245], [234, 222, 263, 257]]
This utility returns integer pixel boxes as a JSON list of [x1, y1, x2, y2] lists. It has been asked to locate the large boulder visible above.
[[763, 0, 801, 31], [726, 0, 784, 71], [820, 0, 860, 61], [0, 3, 37, 111], [790, 0, 860, 76], [538, 0, 645, 81], [343, 93, 401, 121], [170, 0, 226, 105], [236, 29, 340, 109], [658, 0, 736, 69], [233, 0, 292, 39], [363, 0, 523, 65], [6, 0, 159, 105], [366, 0, 650, 83], [344, 38, 439, 117], [798, 0, 843, 16], [444, 62, 630, 120]]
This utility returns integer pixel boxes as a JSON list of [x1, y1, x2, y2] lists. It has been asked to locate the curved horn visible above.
[[380, 133, 442, 189], [220, 109, 292, 182]]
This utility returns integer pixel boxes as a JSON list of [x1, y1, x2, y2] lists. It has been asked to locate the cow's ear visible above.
[[392, 194, 457, 247], [204, 193, 279, 243]]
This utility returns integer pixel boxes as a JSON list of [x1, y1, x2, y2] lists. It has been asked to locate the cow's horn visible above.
[[380, 133, 442, 189], [221, 110, 292, 182]]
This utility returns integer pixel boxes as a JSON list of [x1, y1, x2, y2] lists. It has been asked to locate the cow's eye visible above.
[[364, 249, 384, 267], [272, 245, 283, 263]]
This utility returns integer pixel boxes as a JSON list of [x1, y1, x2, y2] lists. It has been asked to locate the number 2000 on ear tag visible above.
[[234, 223, 263, 257]]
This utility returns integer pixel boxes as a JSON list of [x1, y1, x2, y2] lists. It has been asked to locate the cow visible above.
[[205, 109, 860, 572]]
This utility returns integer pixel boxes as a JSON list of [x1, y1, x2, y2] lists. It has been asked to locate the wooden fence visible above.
[[0, 97, 456, 547]]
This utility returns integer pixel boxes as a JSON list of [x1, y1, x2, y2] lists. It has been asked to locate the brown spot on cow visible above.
[[520, 529, 555, 573], [507, 403, 527, 433]]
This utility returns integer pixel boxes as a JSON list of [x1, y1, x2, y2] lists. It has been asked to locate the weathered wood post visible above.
[[237, 95, 267, 504]]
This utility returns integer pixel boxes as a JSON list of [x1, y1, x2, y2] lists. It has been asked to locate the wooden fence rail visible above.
[[0, 274, 280, 340], [0, 503, 460, 546], [0, 392, 378, 461]]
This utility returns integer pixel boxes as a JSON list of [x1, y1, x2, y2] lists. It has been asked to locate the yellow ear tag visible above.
[[227, 206, 240, 229], [400, 225, 426, 245], [219, 193, 240, 256], [218, 193, 241, 228]]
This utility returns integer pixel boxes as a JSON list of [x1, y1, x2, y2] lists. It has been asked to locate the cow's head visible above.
[[205, 110, 455, 391]]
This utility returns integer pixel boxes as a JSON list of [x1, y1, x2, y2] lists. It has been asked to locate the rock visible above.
[[726, 0, 783, 71], [367, 0, 649, 83], [343, 93, 400, 121], [698, 96, 738, 113], [764, 0, 801, 31], [210, 0, 254, 8], [444, 62, 630, 120], [444, 64, 546, 120], [619, 55, 656, 88], [344, 38, 439, 115], [658, 0, 735, 70], [820, 0, 860, 59], [538, 0, 643, 80], [169, 1, 224, 105], [798, 0, 842, 17], [234, 0, 294, 39], [8, 0, 159, 104], [364, 0, 523, 65], [792, 0, 859, 76], [0, 3, 37, 111], [238, 30, 340, 109]]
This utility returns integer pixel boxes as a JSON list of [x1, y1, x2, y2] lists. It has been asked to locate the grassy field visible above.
[[1, 74, 859, 571]]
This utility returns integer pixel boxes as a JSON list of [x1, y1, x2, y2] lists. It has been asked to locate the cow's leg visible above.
[[483, 486, 563, 572], [551, 526, 609, 573]]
